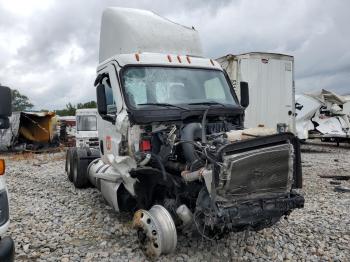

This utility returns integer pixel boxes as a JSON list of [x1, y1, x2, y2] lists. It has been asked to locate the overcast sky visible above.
[[0, 0, 349, 110]]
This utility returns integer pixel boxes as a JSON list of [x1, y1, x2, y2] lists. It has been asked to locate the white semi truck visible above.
[[66, 8, 304, 257], [0, 86, 15, 261], [75, 108, 99, 148], [217, 53, 295, 133], [65, 108, 99, 182]]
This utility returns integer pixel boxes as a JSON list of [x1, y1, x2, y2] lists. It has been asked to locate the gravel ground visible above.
[[1, 141, 350, 261]]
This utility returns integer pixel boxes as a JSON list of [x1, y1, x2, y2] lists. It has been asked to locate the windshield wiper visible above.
[[137, 103, 189, 110], [187, 101, 227, 107]]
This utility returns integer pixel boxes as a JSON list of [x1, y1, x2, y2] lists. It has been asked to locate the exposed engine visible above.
[[126, 114, 304, 256]]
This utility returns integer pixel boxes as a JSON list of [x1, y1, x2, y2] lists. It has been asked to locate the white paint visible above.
[[343, 96, 350, 117], [99, 7, 203, 63], [104, 52, 220, 69], [0, 112, 21, 151], [295, 94, 322, 140], [75, 108, 98, 148], [294, 90, 350, 139], [314, 116, 347, 137], [218, 53, 295, 133]]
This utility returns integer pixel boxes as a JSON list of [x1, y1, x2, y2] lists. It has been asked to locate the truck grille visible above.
[[88, 138, 99, 147], [219, 143, 293, 198]]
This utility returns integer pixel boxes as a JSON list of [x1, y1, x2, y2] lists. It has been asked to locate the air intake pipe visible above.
[[180, 123, 202, 163]]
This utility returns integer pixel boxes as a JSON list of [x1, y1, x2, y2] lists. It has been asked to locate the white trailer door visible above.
[[239, 57, 294, 132]]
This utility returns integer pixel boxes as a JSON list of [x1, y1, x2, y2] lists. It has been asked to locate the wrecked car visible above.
[[66, 7, 304, 257]]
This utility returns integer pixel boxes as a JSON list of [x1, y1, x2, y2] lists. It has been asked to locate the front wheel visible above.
[[132, 205, 177, 258]]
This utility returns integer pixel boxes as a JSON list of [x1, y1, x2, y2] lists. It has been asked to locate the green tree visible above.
[[77, 101, 97, 109], [65, 102, 76, 115], [55, 101, 97, 116], [11, 89, 34, 111], [55, 103, 76, 116]]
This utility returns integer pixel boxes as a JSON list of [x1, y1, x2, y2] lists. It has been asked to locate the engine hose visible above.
[[201, 107, 210, 143], [180, 123, 202, 163], [150, 153, 168, 182]]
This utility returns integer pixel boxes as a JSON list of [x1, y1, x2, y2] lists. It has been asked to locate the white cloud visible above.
[[55, 42, 85, 68], [1, 0, 54, 17], [0, 0, 349, 110]]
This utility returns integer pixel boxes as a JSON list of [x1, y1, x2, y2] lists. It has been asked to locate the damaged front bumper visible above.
[[214, 192, 304, 232], [194, 133, 305, 236]]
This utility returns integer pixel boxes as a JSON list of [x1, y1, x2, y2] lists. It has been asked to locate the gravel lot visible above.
[[2, 141, 350, 261]]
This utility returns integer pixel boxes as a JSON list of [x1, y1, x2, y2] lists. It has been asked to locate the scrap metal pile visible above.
[[296, 89, 350, 144], [0, 111, 59, 151]]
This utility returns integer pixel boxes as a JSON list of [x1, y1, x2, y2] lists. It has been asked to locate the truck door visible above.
[[95, 63, 124, 165]]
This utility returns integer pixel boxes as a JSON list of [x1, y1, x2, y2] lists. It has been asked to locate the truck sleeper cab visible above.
[[66, 7, 304, 258]]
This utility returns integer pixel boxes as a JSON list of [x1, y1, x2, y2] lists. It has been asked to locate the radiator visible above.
[[219, 143, 294, 198]]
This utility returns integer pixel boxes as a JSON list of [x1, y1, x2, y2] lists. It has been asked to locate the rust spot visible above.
[[145, 244, 158, 258], [132, 210, 143, 228]]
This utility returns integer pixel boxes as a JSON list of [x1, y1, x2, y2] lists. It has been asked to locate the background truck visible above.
[[65, 108, 99, 182], [75, 108, 99, 148], [66, 8, 304, 257], [0, 86, 15, 261], [217, 53, 295, 133]]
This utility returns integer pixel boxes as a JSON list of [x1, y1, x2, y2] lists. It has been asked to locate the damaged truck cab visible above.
[[66, 7, 304, 257]]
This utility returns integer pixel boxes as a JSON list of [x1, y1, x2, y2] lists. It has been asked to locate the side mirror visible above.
[[240, 81, 249, 108], [96, 83, 107, 116], [0, 86, 12, 117], [0, 86, 12, 130]]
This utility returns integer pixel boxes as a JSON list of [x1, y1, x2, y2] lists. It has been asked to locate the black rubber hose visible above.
[[201, 107, 210, 143], [180, 123, 202, 163], [150, 153, 167, 182]]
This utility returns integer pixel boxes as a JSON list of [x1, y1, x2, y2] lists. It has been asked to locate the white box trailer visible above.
[[217, 53, 295, 133]]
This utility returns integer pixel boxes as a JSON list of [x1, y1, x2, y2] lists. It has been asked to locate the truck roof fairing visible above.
[[99, 7, 203, 63]]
